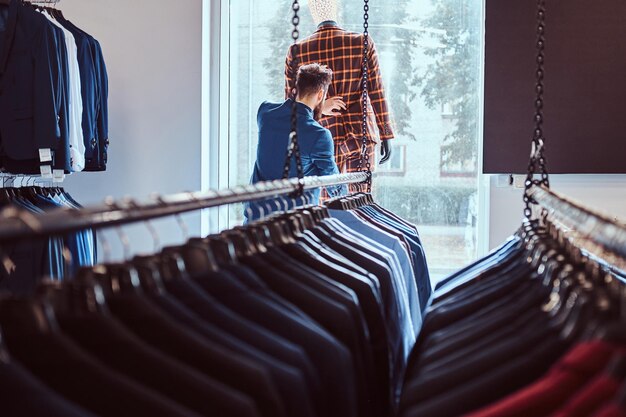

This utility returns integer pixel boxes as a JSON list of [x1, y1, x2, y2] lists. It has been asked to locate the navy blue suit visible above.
[[244, 99, 345, 222], [51, 12, 109, 171]]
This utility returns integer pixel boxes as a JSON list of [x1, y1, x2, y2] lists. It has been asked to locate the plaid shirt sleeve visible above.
[[285, 45, 295, 100], [367, 37, 394, 140]]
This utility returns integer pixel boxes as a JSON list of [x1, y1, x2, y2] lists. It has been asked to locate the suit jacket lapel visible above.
[[0, 0, 19, 75]]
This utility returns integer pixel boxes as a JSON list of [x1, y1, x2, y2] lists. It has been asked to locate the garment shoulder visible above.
[[19, 8, 51, 39], [258, 101, 283, 116]]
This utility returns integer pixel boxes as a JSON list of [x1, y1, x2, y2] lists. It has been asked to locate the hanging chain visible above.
[[523, 0, 549, 219], [282, 0, 305, 197], [356, 0, 372, 193]]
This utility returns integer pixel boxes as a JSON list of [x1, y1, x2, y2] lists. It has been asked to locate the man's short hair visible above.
[[296, 63, 333, 98]]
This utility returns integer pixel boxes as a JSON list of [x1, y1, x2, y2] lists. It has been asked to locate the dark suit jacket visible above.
[[0, 1, 71, 173]]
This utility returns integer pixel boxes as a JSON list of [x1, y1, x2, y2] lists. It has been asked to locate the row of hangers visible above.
[[0, 188, 381, 339], [0, 0, 60, 7], [516, 216, 626, 341]]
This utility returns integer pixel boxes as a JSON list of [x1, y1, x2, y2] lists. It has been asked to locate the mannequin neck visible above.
[[309, 0, 339, 26]]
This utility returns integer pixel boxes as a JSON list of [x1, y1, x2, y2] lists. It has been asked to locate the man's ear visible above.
[[318, 88, 325, 101]]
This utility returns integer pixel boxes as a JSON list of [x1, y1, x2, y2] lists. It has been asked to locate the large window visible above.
[[224, 0, 484, 281]]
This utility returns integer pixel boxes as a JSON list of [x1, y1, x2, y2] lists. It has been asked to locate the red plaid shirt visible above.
[[285, 22, 395, 160]]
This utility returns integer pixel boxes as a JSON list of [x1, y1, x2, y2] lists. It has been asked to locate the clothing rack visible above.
[[529, 184, 626, 262], [0, 172, 369, 243]]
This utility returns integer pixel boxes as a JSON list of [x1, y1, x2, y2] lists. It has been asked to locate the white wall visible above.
[[60, 0, 204, 259], [488, 174, 626, 249]]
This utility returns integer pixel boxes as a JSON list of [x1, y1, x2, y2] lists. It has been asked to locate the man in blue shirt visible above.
[[245, 63, 347, 222]]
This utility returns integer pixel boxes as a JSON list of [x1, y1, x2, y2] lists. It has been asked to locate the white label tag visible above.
[[38, 148, 52, 163], [52, 169, 65, 183], [40, 165, 53, 179]]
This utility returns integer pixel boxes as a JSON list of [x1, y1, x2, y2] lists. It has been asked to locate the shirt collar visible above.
[[287, 98, 315, 117], [317, 20, 339, 29]]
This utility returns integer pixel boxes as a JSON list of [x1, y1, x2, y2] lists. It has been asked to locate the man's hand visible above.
[[321, 96, 347, 117]]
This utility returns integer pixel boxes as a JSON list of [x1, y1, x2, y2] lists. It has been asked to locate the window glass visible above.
[[227, 0, 483, 282]]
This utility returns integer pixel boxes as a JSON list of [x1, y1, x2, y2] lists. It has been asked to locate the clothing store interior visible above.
[[2, 0, 626, 416]]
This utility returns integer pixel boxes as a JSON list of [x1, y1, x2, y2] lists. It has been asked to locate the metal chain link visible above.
[[523, 0, 549, 219], [282, 0, 305, 197], [356, 0, 372, 193]]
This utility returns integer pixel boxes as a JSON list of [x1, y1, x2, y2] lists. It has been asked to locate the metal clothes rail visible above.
[[530, 185, 626, 261], [0, 172, 369, 243]]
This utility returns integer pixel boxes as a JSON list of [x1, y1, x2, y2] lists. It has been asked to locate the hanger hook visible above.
[[272, 197, 282, 215], [115, 226, 132, 260], [261, 197, 277, 221], [105, 197, 133, 260], [246, 196, 266, 223], [281, 192, 289, 212], [152, 192, 191, 242], [96, 229, 113, 264], [291, 191, 298, 211], [126, 197, 160, 253], [248, 184, 267, 222], [61, 244, 73, 279]]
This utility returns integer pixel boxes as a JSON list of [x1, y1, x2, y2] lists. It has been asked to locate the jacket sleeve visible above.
[[311, 130, 347, 196], [33, 23, 62, 151], [284, 44, 296, 100], [366, 36, 394, 140], [94, 39, 109, 169]]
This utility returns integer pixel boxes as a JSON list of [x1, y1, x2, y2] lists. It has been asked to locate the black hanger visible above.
[[255, 215, 292, 246], [162, 249, 194, 280], [50, 7, 64, 20], [199, 235, 238, 265], [182, 240, 220, 273], [5, 187, 19, 201], [131, 254, 169, 295], [308, 203, 328, 222], [325, 195, 347, 210], [20, 186, 41, 204], [234, 224, 269, 254], [220, 229, 257, 258], [38, 278, 111, 317], [76, 263, 142, 296], [0, 297, 60, 336], [0, 187, 12, 204]]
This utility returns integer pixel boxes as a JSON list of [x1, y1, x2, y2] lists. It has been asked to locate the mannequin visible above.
[[285, 0, 393, 178], [308, 0, 339, 25]]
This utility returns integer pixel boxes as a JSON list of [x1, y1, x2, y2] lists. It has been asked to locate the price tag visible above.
[[40, 165, 53, 179], [52, 169, 65, 183], [38, 148, 52, 163]]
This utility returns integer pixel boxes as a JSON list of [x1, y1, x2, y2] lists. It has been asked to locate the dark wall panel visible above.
[[484, 0, 626, 174]]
